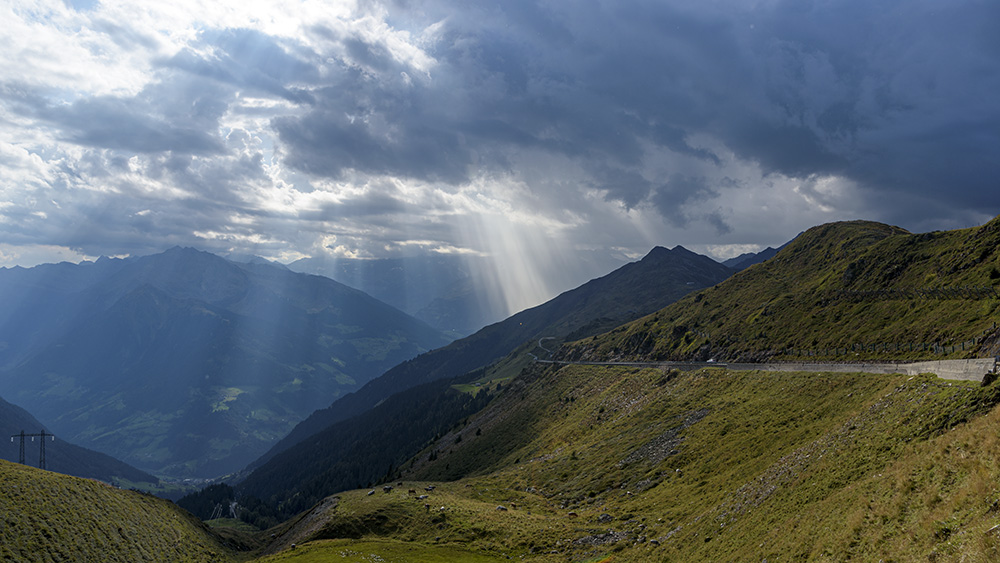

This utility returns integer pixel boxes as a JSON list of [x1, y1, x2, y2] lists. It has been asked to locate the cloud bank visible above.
[[1, 0, 997, 311]]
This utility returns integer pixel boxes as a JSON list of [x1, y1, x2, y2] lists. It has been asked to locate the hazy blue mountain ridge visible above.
[[288, 254, 495, 336], [288, 252, 630, 337], [0, 248, 451, 478]]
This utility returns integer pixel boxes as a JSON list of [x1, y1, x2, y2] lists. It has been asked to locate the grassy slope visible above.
[[253, 362, 1000, 561], [568, 219, 1000, 363], [0, 459, 245, 562], [244, 218, 1000, 561], [251, 245, 733, 470]]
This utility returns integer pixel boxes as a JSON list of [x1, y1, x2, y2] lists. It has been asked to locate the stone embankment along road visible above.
[[539, 358, 998, 383]]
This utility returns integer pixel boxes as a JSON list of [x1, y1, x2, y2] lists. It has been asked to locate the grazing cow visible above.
[[408, 489, 417, 495], [367, 490, 375, 496], [383, 485, 393, 493], [496, 505, 508, 511]]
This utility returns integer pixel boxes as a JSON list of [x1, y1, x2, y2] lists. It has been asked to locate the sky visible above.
[[1, 0, 998, 314]]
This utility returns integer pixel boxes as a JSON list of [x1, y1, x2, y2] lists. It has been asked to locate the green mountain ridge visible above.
[[566, 219, 1000, 364]]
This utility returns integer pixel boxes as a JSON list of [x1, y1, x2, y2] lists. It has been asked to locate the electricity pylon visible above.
[[9, 430, 55, 470]]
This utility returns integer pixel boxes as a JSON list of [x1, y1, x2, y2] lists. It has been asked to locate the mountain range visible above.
[[288, 251, 630, 337], [288, 254, 496, 337], [0, 248, 451, 478], [245, 245, 735, 473], [722, 244, 783, 270]]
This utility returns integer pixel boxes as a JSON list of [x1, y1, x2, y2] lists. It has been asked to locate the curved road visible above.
[[534, 357, 996, 383]]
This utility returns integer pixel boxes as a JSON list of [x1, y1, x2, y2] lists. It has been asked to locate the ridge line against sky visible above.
[[1, 0, 998, 314]]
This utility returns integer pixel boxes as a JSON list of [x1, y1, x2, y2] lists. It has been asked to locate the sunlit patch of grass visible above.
[[212, 387, 246, 412]]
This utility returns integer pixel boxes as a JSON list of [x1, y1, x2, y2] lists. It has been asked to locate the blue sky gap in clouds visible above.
[[0, 0, 998, 313]]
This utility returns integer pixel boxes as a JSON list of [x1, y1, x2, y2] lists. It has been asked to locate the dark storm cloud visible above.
[[275, 0, 731, 197], [310, 191, 410, 219], [41, 95, 225, 154], [586, 164, 653, 210], [274, 105, 472, 184], [649, 174, 720, 228], [30, 74, 232, 155], [269, 0, 999, 221], [722, 118, 850, 179], [272, 65, 474, 185], [721, 0, 1000, 201]]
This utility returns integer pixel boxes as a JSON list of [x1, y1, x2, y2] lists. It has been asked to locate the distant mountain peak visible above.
[[642, 245, 692, 260], [640, 246, 671, 261], [640, 245, 713, 264], [670, 245, 699, 255], [161, 245, 209, 257]]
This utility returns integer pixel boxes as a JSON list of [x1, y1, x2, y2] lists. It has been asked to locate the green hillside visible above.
[[253, 363, 1000, 561], [251, 245, 732, 471], [247, 218, 1000, 560], [567, 219, 1000, 363], [0, 459, 246, 562]]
